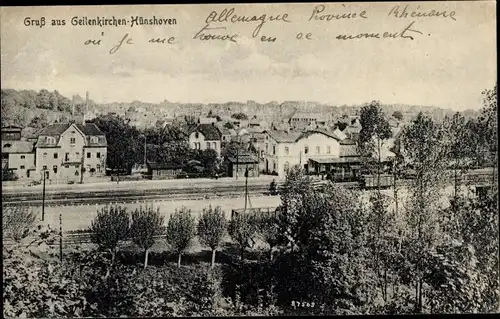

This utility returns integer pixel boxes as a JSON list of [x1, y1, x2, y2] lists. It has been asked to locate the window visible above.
[[273, 145, 276, 155], [284, 146, 289, 155], [76, 152, 80, 158], [87, 152, 91, 159], [65, 153, 69, 161], [86, 164, 91, 172], [96, 152, 101, 158], [327, 146, 331, 154], [315, 146, 320, 154], [304, 146, 309, 154], [206, 142, 211, 149], [53, 165, 57, 174], [96, 164, 101, 172], [70, 137, 76, 144], [284, 162, 289, 172], [20, 155, 25, 159], [20, 165, 25, 169], [195, 132, 199, 139], [53, 153, 58, 159], [65, 164, 69, 168], [273, 161, 276, 170], [43, 152, 47, 158], [75, 170, 79, 176], [265, 143, 268, 152], [43, 165, 47, 170], [90, 136, 98, 143], [212, 142, 216, 149]]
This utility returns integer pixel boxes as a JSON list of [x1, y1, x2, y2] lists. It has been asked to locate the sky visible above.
[[1, 2, 496, 111]]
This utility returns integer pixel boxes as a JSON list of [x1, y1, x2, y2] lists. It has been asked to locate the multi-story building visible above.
[[1, 125, 22, 141], [1, 126, 37, 180], [188, 124, 222, 158], [288, 111, 323, 130], [2, 140, 36, 180], [35, 123, 107, 183], [263, 129, 342, 177]]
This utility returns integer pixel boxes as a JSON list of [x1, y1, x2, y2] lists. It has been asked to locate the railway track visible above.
[[1, 184, 274, 207], [2, 171, 493, 207]]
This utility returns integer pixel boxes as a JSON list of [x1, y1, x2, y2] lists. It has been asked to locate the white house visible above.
[[263, 129, 343, 177], [188, 124, 222, 158]]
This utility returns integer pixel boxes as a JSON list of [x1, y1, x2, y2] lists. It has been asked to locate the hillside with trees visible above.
[[1, 88, 481, 133]]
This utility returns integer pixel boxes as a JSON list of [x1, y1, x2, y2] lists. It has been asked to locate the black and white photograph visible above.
[[1, 1, 498, 316]]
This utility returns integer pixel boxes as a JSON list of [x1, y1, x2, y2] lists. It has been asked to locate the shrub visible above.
[[198, 206, 227, 268], [165, 207, 196, 267], [2, 206, 37, 243]]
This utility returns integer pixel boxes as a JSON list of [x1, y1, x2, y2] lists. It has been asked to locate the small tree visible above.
[[228, 212, 258, 262], [198, 206, 227, 268], [90, 205, 130, 277], [256, 209, 280, 261], [2, 206, 37, 243], [130, 205, 165, 269], [392, 111, 404, 121], [165, 207, 196, 267]]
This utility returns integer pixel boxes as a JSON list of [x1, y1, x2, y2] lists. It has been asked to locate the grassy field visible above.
[[32, 195, 282, 232]]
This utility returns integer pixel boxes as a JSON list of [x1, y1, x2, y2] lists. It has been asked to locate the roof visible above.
[[192, 124, 221, 141], [340, 138, 357, 145], [147, 161, 184, 170], [309, 157, 365, 164], [289, 111, 322, 120], [266, 129, 341, 143], [267, 130, 303, 143], [36, 123, 106, 148], [226, 154, 258, 164], [39, 123, 71, 136], [1, 126, 22, 132], [340, 144, 359, 157], [2, 141, 35, 153], [76, 123, 105, 136]]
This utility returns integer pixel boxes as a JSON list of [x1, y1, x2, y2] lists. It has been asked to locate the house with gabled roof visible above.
[[262, 128, 343, 177], [2, 140, 36, 180], [188, 123, 222, 158], [35, 122, 107, 183]]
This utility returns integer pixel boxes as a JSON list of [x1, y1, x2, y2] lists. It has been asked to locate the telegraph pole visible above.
[[41, 169, 46, 221], [59, 213, 63, 262], [244, 165, 248, 210]]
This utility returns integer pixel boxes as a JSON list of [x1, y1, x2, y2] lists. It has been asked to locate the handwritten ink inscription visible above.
[[23, 3, 459, 53]]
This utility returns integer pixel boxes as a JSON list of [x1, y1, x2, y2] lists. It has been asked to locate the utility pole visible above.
[[244, 165, 248, 210], [41, 169, 46, 221], [59, 213, 63, 262]]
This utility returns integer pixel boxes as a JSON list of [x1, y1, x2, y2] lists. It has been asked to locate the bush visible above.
[[165, 207, 196, 267], [2, 206, 37, 243]]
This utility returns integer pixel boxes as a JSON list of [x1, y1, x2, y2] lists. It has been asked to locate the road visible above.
[[1, 175, 284, 194]]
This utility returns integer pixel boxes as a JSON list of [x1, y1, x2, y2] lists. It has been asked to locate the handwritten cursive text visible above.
[[205, 8, 291, 38]]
